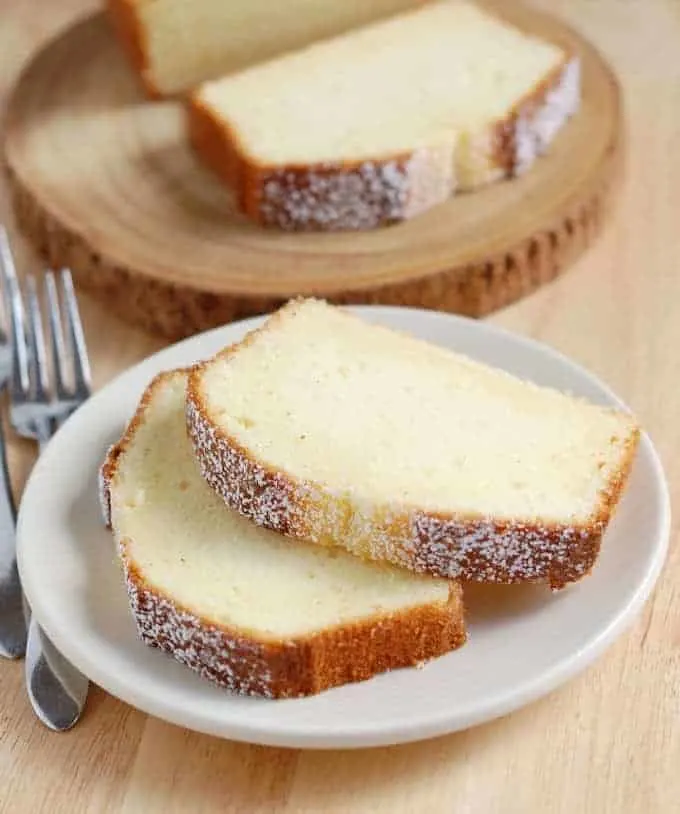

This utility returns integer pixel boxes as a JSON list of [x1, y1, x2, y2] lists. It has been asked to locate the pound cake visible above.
[[186, 299, 639, 589], [107, 0, 420, 97], [101, 368, 465, 698], [189, 0, 580, 230]]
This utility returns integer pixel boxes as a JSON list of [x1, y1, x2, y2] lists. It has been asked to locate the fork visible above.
[[0, 228, 91, 730], [0, 377, 24, 660]]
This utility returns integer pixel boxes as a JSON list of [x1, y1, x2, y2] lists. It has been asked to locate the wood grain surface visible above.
[[0, 2, 678, 813], [4, 2, 622, 339]]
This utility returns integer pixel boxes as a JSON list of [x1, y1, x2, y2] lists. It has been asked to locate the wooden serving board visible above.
[[4, 4, 623, 341]]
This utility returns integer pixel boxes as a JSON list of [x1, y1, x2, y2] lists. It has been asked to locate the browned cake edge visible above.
[[187, 94, 454, 231], [185, 300, 640, 590], [101, 368, 466, 698], [121, 548, 466, 699], [187, 51, 578, 231], [107, 0, 162, 98], [482, 55, 579, 182]]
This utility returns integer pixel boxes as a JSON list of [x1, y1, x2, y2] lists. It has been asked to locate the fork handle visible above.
[[25, 617, 89, 731], [0, 413, 27, 659], [0, 418, 60, 658], [25, 415, 90, 727]]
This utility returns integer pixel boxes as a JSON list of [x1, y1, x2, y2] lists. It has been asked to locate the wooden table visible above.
[[0, 2, 677, 811]]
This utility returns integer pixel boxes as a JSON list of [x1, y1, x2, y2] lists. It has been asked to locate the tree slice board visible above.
[[4, 3, 622, 341]]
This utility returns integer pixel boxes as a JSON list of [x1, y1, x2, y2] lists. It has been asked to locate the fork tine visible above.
[[59, 270, 91, 397], [44, 272, 69, 400], [0, 228, 30, 398], [25, 275, 54, 444], [25, 276, 50, 402]]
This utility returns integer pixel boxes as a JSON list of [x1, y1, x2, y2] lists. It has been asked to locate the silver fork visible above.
[[0, 228, 91, 730], [0, 356, 24, 660]]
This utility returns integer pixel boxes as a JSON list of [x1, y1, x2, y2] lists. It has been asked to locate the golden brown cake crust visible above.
[[107, 0, 161, 98], [185, 301, 640, 590], [123, 547, 466, 698], [187, 95, 251, 211], [188, 94, 452, 231], [187, 54, 578, 231], [101, 369, 466, 698], [493, 56, 573, 175]]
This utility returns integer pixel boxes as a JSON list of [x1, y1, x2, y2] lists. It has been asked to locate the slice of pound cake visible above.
[[101, 368, 465, 698], [189, 0, 579, 230], [107, 0, 420, 97], [186, 300, 639, 589]]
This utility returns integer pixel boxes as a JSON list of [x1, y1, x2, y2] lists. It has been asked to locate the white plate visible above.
[[16, 307, 670, 749]]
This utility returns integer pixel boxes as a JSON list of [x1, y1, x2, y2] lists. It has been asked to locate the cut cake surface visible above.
[[108, 0, 420, 96], [102, 368, 465, 698], [189, 0, 579, 229], [187, 299, 639, 588]]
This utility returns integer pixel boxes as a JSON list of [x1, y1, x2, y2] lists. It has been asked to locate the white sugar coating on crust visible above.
[[98, 445, 116, 528], [187, 395, 605, 587], [98, 462, 110, 528], [194, 300, 636, 520], [406, 514, 595, 583], [340, 499, 597, 583], [250, 59, 579, 230], [457, 57, 581, 190], [186, 299, 639, 587], [122, 552, 275, 698], [404, 143, 457, 218], [186, 395, 309, 532], [107, 368, 453, 636], [195, 1, 577, 230], [259, 146, 455, 231], [515, 57, 581, 176], [260, 159, 413, 231], [107, 369, 462, 698]]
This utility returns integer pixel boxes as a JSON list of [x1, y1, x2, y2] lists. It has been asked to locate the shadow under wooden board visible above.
[[4, 2, 622, 341]]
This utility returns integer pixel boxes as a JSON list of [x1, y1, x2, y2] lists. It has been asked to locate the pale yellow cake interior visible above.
[[200, 301, 637, 525], [111, 372, 449, 639], [196, 1, 566, 166], [132, 0, 420, 95]]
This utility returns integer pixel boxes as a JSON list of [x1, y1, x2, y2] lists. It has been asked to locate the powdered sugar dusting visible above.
[[186, 387, 605, 590], [121, 549, 275, 697], [98, 446, 115, 529], [408, 514, 600, 588], [253, 58, 580, 231], [186, 394, 313, 534], [515, 57, 581, 176], [103, 370, 468, 699], [259, 149, 452, 231]]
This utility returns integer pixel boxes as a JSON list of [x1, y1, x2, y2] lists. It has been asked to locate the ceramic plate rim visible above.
[[16, 306, 671, 748]]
